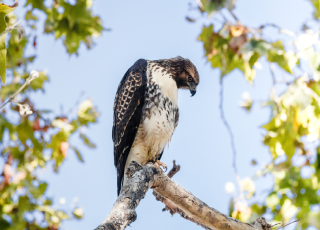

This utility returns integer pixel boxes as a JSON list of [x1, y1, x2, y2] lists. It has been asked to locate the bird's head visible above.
[[160, 56, 199, 97], [177, 58, 199, 97]]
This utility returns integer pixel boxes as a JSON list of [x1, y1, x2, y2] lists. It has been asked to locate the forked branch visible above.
[[95, 161, 272, 230]]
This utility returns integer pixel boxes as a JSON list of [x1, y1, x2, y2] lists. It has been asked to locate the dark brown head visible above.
[[155, 56, 200, 96]]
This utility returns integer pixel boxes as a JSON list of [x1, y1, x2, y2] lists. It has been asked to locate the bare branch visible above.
[[96, 162, 272, 230], [269, 63, 276, 86], [219, 79, 238, 176], [95, 162, 157, 230], [275, 219, 300, 230], [258, 23, 281, 30], [8, 0, 18, 8], [167, 160, 180, 178], [0, 70, 39, 110], [228, 9, 239, 22]]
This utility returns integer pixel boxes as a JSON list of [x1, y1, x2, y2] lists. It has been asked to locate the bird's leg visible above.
[[156, 160, 167, 171]]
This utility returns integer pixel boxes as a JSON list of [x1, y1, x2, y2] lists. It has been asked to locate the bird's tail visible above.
[[117, 166, 124, 196]]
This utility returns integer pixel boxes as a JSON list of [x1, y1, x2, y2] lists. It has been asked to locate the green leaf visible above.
[[0, 3, 17, 83], [239, 92, 252, 111], [80, 133, 96, 148], [29, 71, 49, 91], [0, 1, 100, 229], [301, 47, 320, 81], [25, 0, 47, 12], [38, 182, 48, 196], [73, 207, 84, 219], [77, 99, 99, 125], [25, 10, 38, 21], [6, 29, 29, 69], [267, 41, 296, 74], [310, 0, 320, 19], [198, 0, 236, 15], [0, 3, 16, 33], [2, 204, 14, 214], [0, 34, 7, 84], [44, 199, 53, 206], [243, 61, 256, 83], [0, 115, 15, 142], [43, 0, 104, 54], [316, 146, 320, 170], [18, 195, 35, 212], [0, 218, 10, 229], [70, 145, 84, 162]]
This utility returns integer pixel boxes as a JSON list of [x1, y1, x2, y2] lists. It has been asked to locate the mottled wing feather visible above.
[[112, 59, 147, 195], [174, 108, 179, 130]]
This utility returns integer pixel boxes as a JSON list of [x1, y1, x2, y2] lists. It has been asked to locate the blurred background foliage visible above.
[[1, 0, 320, 229], [0, 0, 101, 229], [195, 0, 320, 229]]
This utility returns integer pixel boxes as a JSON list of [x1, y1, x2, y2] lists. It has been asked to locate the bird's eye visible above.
[[188, 76, 193, 82]]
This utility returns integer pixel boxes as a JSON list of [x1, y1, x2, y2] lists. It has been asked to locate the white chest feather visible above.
[[151, 66, 178, 106], [124, 64, 179, 178]]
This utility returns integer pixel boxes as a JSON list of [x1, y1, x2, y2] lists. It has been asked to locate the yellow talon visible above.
[[156, 160, 167, 171]]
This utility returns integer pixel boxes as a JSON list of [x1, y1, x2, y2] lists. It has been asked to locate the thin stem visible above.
[[0, 72, 38, 110], [0, 20, 22, 37], [269, 63, 276, 86], [259, 23, 281, 30], [275, 219, 300, 230], [219, 11, 228, 22], [228, 9, 239, 22], [13, 0, 19, 7], [271, 223, 281, 227], [219, 79, 238, 176]]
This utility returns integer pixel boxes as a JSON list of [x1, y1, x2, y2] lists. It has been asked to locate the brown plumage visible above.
[[112, 57, 199, 195]]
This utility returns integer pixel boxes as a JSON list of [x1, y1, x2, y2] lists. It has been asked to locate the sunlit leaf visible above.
[[73, 207, 84, 219], [70, 145, 84, 162], [310, 0, 320, 19], [198, 0, 236, 15], [0, 2, 17, 83], [80, 133, 96, 148]]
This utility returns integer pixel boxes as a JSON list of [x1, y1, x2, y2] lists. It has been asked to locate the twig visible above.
[[228, 9, 239, 21], [167, 160, 180, 178], [275, 219, 300, 230], [0, 20, 22, 37], [9, 0, 18, 8], [68, 91, 85, 114], [269, 63, 276, 86], [0, 71, 39, 110], [219, 79, 238, 176], [258, 23, 281, 31], [219, 11, 229, 22]]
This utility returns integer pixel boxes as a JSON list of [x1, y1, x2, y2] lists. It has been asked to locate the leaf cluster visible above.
[[196, 1, 320, 228], [0, 1, 102, 229]]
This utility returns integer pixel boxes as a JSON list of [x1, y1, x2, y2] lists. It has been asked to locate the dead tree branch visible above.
[[166, 160, 180, 178], [95, 162, 272, 230]]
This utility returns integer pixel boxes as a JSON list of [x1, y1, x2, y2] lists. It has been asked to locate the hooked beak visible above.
[[188, 82, 197, 97]]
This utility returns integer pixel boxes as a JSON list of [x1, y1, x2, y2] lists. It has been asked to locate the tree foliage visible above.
[[195, 0, 320, 228], [0, 0, 102, 229]]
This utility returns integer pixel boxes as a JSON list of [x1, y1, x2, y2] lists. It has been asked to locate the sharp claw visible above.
[[156, 160, 167, 171]]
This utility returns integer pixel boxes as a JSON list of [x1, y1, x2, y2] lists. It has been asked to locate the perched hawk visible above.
[[112, 57, 199, 195]]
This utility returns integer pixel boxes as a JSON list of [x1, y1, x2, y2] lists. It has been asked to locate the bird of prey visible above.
[[112, 57, 199, 195]]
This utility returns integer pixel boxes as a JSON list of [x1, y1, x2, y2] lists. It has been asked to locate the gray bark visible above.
[[95, 161, 271, 230]]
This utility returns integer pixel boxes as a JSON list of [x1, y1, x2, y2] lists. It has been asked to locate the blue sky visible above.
[[5, 0, 316, 229]]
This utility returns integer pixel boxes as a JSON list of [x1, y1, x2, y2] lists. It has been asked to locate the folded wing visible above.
[[112, 59, 147, 195]]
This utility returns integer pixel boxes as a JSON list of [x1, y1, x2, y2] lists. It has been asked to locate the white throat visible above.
[[151, 66, 178, 105]]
